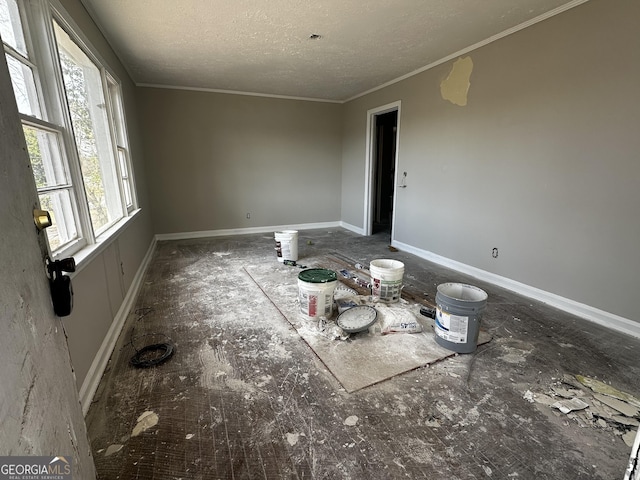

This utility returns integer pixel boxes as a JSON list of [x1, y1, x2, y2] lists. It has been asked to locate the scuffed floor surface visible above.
[[85, 229, 640, 479]]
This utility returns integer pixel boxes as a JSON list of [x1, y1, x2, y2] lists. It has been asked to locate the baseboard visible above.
[[340, 221, 365, 235], [154, 221, 342, 241], [79, 236, 158, 416], [393, 240, 640, 340], [625, 428, 640, 480]]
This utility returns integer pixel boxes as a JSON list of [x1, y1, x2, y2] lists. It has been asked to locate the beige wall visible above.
[[342, 0, 640, 322], [137, 88, 343, 234]]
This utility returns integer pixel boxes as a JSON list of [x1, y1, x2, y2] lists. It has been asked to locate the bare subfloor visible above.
[[85, 229, 639, 479]]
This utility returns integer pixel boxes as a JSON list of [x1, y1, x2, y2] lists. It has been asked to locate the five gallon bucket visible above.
[[435, 283, 488, 353], [298, 269, 338, 319], [275, 230, 298, 262], [370, 259, 405, 303]]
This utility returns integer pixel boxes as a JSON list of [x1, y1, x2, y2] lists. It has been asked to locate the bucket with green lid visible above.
[[297, 268, 338, 319]]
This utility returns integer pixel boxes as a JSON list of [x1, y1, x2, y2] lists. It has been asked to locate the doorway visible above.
[[372, 110, 397, 235], [364, 101, 400, 238]]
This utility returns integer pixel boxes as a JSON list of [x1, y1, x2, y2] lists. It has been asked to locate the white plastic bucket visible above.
[[274, 230, 298, 262], [297, 269, 338, 319], [369, 259, 405, 303]]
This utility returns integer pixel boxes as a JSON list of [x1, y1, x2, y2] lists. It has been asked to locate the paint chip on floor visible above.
[[104, 444, 123, 456], [552, 397, 589, 414], [286, 433, 299, 446], [344, 415, 358, 426], [131, 411, 159, 437]]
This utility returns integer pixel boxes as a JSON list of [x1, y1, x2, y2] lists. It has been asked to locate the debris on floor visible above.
[[316, 315, 349, 341], [524, 374, 640, 448], [309, 293, 426, 339], [552, 397, 589, 414], [131, 410, 159, 437], [87, 233, 640, 479], [104, 444, 123, 457], [576, 375, 640, 408], [343, 415, 359, 426], [286, 432, 301, 446]]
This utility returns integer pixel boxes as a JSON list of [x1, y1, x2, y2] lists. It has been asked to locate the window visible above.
[[107, 75, 135, 211], [23, 123, 78, 251], [1, 0, 136, 258]]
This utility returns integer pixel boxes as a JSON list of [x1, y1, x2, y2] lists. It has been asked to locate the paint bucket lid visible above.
[[298, 268, 337, 283], [337, 305, 378, 333], [334, 283, 358, 299]]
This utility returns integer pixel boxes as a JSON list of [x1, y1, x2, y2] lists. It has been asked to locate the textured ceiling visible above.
[[80, 0, 581, 102]]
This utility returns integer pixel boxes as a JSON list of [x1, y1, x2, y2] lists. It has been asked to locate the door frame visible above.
[[363, 100, 401, 237]]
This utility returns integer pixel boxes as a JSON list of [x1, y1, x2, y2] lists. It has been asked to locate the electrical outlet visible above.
[[246, 213, 251, 219], [492, 247, 499, 258]]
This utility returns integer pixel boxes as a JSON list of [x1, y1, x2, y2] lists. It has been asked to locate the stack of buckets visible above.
[[273, 230, 339, 320], [274, 230, 298, 263]]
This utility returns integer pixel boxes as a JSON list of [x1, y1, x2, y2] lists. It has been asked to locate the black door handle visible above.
[[47, 257, 76, 317]]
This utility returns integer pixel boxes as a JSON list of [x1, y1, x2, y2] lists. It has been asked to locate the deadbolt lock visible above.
[[33, 209, 52, 231]]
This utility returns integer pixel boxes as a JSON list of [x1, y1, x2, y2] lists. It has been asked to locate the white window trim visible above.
[[106, 72, 137, 213], [4, 0, 140, 265]]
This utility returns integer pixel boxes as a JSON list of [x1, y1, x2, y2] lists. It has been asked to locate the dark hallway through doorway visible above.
[[371, 110, 397, 236]]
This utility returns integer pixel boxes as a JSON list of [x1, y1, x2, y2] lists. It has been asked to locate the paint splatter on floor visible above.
[[85, 230, 640, 480]]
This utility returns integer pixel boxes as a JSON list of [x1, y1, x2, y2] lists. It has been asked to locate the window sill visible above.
[[71, 208, 142, 277]]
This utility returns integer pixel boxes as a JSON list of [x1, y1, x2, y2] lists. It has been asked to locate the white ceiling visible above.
[[80, 0, 581, 102]]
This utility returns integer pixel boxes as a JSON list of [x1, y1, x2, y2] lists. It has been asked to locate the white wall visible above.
[[341, 0, 640, 325]]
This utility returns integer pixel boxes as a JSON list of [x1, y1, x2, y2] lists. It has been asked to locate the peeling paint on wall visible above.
[[440, 56, 473, 106]]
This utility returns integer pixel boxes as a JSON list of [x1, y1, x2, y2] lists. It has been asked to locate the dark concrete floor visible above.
[[86, 228, 640, 479]]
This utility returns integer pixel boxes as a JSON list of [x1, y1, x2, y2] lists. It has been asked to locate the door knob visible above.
[[33, 209, 52, 231]]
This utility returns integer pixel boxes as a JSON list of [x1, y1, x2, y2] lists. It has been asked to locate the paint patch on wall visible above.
[[440, 56, 473, 106]]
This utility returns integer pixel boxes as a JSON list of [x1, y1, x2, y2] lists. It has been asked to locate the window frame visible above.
[[21, 118, 87, 257], [106, 72, 136, 213], [2, 0, 139, 262]]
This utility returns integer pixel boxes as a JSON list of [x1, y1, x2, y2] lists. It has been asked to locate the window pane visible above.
[[54, 21, 123, 234], [23, 125, 67, 188], [107, 79, 125, 144], [117, 147, 132, 207], [39, 189, 78, 252], [109, 79, 135, 210], [6, 54, 41, 117], [0, 0, 27, 55]]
